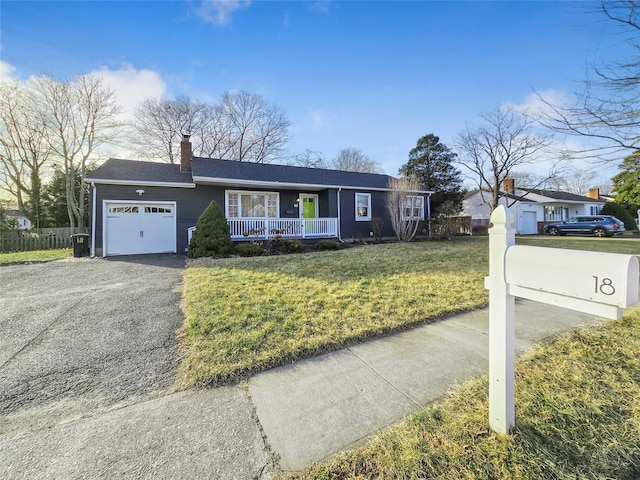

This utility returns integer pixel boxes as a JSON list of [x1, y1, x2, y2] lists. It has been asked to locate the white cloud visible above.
[[90, 64, 167, 117], [197, 0, 251, 26], [505, 89, 572, 118], [310, 109, 328, 129], [310, 1, 331, 14], [0, 60, 17, 81]]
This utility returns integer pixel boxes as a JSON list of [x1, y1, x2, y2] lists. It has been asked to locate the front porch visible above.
[[227, 217, 339, 240]]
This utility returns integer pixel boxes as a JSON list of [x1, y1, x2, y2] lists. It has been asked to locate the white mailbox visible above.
[[504, 245, 639, 320], [485, 206, 640, 435]]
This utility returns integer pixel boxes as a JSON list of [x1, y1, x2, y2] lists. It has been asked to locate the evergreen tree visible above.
[[601, 201, 638, 231], [41, 165, 91, 227], [187, 201, 233, 258], [400, 134, 464, 215], [612, 150, 640, 207]]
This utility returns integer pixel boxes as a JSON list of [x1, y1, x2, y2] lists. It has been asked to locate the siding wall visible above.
[[92, 184, 221, 255], [338, 189, 396, 240], [91, 183, 407, 255]]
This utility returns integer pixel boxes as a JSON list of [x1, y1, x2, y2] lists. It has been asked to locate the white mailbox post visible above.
[[486, 205, 639, 435]]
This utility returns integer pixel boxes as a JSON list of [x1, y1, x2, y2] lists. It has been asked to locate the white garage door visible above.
[[104, 201, 176, 256], [521, 211, 538, 235]]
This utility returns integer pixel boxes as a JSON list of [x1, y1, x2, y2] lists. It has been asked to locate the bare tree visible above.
[[0, 80, 52, 228], [34, 74, 121, 228], [287, 149, 328, 168], [219, 91, 290, 163], [131, 97, 222, 163], [537, 1, 640, 157], [546, 167, 597, 194], [331, 148, 380, 173], [455, 106, 555, 211], [131, 91, 290, 164], [386, 176, 423, 242]]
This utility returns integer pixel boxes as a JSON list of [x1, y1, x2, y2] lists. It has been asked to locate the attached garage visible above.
[[103, 201, 177, 256]]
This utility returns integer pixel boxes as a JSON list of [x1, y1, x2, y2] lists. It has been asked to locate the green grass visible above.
[[286, 310, 640, 479], [0, 248, 72, 265], [179, 237, 489, 387], [178, 234, 640, 477], [179, 235, 640, 387], [516, 234, 640, 255]]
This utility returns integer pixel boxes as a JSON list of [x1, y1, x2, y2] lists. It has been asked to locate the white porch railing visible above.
[[227, 217, 338, 240]]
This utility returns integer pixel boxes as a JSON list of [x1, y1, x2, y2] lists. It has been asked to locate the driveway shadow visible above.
[[103, 253, 186, 269]]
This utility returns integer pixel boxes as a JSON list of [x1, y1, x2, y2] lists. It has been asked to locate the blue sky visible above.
[[0, 1, 632, 184]]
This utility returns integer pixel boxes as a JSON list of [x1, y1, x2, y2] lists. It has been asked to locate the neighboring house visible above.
[[85, 137, 432, 257], [463, 179, 605, 235], [6, 209, 31, 230]]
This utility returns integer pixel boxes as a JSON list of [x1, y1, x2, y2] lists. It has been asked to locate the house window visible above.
[[403, 196, 424, 220], [355, 193, 371, 221], [226, 191, 279, 218], [144, 206, 172, 214], [108, 206, 139, 214], [544, 206, 563, 222], [590, 206, 600, 215]]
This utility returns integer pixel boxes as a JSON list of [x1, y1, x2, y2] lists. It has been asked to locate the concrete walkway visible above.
[[248, 299, 605, 472]]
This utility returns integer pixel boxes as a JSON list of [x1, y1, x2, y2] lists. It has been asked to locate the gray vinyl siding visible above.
[[91, 183, 415, 255], [338, 190, 396, 240], [92, 184, 222, 255]]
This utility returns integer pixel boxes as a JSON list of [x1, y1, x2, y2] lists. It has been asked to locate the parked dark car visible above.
[[543, 215, 626, 237]]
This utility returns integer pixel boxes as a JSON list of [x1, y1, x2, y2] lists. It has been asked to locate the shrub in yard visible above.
[[371, 217, 384, 243], [283, 239, 305, 254], [317, 239, 340, 251], [187, 201, 233, 258], [234, 242, 263, 257], [601, 202, 638, 231]]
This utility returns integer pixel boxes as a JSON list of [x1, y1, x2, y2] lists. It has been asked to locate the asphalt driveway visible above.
[[0, 255, 270, 479], [0, 255, 185, 437]]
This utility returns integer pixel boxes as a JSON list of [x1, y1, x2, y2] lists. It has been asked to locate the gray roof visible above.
[[520, 188, 602, 203], [87, 157, 409, 191], [86, 159, 193, 185], [190, 157, 395, 190], [465, 189, 536, 203]]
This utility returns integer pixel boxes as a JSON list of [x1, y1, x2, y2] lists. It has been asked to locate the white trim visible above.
[[355, 192, 372, 221], [102, 200, 177, 257], [299, 193, 319, 219], [86, 178, 196, 188], [194, 175, 432, 194], [402, 195, 425, 220], [225, 189, 280, 219]]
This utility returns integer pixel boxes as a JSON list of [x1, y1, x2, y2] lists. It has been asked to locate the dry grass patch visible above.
[[179, 238, 489, 386], [0, 248, 72, 265], [288, 310, 640, 479]]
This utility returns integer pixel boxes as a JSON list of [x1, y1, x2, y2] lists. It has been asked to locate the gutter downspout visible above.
[[427, 192, 432, 239], [337, 187, 342, 242], [91, 182, 96, 258]]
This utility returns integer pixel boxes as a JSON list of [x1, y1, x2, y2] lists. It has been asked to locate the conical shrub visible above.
[[187, 201, 233, 258]]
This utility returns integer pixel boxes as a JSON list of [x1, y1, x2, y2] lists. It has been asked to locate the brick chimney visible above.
[[587, 187, 600, 200], [503, 178, 515, 194], [180, 135, 192, 172]]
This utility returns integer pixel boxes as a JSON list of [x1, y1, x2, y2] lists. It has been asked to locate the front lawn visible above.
[[179, 234, 640, 387], [179, 237, 489, 387], [517, 234, 640, 254], [0, 248, 72, 265]]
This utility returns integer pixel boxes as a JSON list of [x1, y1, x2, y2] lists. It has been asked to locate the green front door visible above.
[[300, 194, 318, 236], [303, 197, 316, 218]]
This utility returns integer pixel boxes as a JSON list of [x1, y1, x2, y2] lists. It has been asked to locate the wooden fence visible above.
[[0, 228, 87, 253]]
